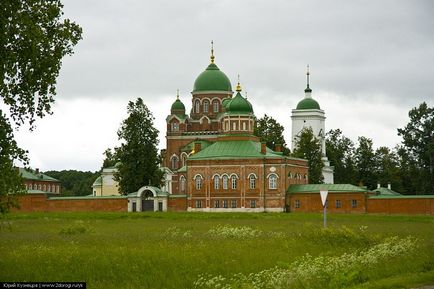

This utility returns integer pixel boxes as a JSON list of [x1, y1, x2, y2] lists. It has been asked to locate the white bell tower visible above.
[[291, 66, 334, 183]]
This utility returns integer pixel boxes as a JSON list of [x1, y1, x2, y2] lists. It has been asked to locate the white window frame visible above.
[[195, 100, 200, 113], [203, 100, 209, 113], [268, 173, 278, 189], [222, 175, 228, 189], [231, 176, 237, 189], [214, 175, 219, 189], [213, 100, 219, 112], [195, 175, 202, 190], [249, 175, 256, 189]]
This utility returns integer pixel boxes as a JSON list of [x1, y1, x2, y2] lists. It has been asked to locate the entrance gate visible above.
[[141, 190, 154, 211]]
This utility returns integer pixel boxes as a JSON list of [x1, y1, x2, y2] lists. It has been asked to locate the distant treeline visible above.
[[44, 170, 99, 196]]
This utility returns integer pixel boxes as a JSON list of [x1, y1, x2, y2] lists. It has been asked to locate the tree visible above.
[[101, 148, 119, 169], [254, 114, 290, 155], [0, 1, 82, 213], [114, 98, 164, 195], [374, 146, 403, 192], [326, 129, 357, 184], [292, 127, 324, 183], [44, 170, 100, 196], [397, 102, 434, 194], [355, 136, 376, 189]]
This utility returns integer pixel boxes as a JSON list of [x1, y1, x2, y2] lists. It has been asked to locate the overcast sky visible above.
[[13, 0, 434, 172]]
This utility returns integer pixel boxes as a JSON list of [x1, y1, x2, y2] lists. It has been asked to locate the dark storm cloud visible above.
[[57, 0, 434, 106]]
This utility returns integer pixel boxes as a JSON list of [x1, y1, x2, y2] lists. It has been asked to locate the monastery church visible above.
[[93, 45, 335, 212]]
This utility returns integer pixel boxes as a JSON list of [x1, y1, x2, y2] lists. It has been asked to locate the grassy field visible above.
[[0, 212, 433, 289]]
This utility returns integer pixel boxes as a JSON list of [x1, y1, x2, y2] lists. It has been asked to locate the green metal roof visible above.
[[193, 63, 232, 92], [373, 187, 402, 196], [296, 98, 320, 110], [49, 195, 128, 200], [287, 184, 369, 193], [92, 176, 102, 186], [369, 194, 434, 199], [225, 92, 253, 114], [171, 98, 185, 111], [180, 140, 212, 152], [188, 140, 283, 160], [19, 168, 59, 182], [178, 166, 187, 173]]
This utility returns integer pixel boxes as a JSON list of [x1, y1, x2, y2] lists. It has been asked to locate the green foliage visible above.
[[254, 114, 290, 155], [101, 148, 118, 169], [293, 127, 324, 183], [0, 0, 81, 213], [326, 129, 357, 184], [397, 102, 434, 194], [374, 146, 403, 192], [0, 114, 27, 214], [59, 220, 93, 235], [355, 136, 376, 189], [44, 170, 99, 196], [114, 98, 164, 194]]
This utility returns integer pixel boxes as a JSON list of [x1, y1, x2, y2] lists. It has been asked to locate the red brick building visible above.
[[19, 168, 61, 194], [162, 47, 308, 212]]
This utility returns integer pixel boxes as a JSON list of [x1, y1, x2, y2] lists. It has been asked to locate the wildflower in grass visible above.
[[206, 225, 262, 239], [194, 236, 419, 289]]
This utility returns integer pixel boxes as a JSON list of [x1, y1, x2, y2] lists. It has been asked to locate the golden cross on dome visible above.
[[176, 89, 179, 99], [210, 40, 215, 63]]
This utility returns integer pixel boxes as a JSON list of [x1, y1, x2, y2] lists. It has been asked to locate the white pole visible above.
[[324, 203, 327, 228]]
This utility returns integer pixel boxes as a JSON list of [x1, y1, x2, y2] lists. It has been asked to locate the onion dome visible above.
[[170, 90, 186, 114], [192, 42, 232, 92], [225, 81, 253, 114], [296, 65, 321, 110], [296, 98, 320, 109]]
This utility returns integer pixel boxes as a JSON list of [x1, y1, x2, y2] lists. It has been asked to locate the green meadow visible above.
[[0, 212, 433, 289]]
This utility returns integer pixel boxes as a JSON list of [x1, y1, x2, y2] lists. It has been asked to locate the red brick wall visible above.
[[367, 198, 434, 215], [167, 197, 188, 211], [287, 193, 368, 213], [13, 194, 127, 212]]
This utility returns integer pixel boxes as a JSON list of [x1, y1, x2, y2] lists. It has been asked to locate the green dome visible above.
[[226, 92, 253, 114], [193, 63, 232, 92], [171, 98, 185, 111], [296, 98, 321, 110]]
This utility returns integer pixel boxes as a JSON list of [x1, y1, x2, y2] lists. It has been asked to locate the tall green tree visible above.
[[254, 114, 290, 155], [374, 146, 403, 192], [397, 102, 434, 194], [114, 98, 164, 195], [326, 129, 357, 184], [101, 148, 119, 169], [293, 127, 324, 184], [0, 0, 82, 213], [355, 136, 376, 189]]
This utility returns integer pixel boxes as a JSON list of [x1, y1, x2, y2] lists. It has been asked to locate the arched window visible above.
[[38, 184, 41, 190], [43, 184, 46, 191], [180, 176, 186, 192], [231, 176, 237, 189], [242, 122, 246, 131], [269, 174, 278, 189], [181, 153, 187, 167], [171, 122, 179, 132], [171, 155, 179, 170], [203, 100, 209, 113], [222, 175, 228, 189], [232, 122, 236, 130], [214, 175, 219, 189], [195, 100, 200, 113], [213, 100, 219, 112], [195, 175, 202, 190], [249, 174, 256, 189]]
